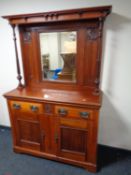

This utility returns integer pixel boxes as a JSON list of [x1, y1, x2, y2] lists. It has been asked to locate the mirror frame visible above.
[[34, 22, 81, 89]]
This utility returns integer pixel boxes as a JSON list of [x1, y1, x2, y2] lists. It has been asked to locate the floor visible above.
[[0, 127, 131, 175]]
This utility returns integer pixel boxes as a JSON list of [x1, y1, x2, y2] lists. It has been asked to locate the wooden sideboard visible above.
[[3, 6, 111, 172]]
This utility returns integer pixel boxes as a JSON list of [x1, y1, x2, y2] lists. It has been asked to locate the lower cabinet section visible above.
[[8, 100, 99, 172]]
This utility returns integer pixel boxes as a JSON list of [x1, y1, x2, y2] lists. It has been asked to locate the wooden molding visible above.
[[3, 6, 112, 25]]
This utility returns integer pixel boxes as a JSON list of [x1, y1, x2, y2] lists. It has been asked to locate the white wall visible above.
[[0, 0, 131, 150]]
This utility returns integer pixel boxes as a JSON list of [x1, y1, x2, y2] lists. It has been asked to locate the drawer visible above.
[[55, 106, 93, 120], [10, 101, 43, 114], [60, 117, 89, 129]]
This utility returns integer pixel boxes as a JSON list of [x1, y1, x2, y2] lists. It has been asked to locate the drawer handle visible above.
[[13, 103, 21, 110], [30, 105, 38, 112], [58, 108, 68, 116], [79, 111, 89, 119]]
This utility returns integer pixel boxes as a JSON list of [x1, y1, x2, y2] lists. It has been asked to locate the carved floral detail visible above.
[[44, 104, 52, 114], [87, 28, 100, 40], [23, 31, 31, 42]]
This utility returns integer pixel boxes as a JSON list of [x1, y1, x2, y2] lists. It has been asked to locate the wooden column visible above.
[[94, 17, 105, 95], [11, 24, 24, 89]]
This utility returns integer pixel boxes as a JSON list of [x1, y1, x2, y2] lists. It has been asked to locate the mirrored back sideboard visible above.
[[3, 6, 111, 172]]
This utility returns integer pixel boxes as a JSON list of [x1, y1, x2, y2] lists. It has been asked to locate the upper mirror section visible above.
[[39, 31, 77, 82]]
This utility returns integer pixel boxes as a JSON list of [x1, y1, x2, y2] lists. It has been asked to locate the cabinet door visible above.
[[39, 114, 57, 155], [57, 117, 91, 161], [14, 113, 41, 150], [9, 101, 43, 151]]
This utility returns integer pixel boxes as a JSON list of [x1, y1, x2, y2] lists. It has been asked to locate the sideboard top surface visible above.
[[4, 88, 102, 108]]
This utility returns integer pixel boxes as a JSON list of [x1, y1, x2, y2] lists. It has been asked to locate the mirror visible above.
[[39, 31, 77, 82]]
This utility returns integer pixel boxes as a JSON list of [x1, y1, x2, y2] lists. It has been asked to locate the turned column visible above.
[[11, 24, 24, 89]]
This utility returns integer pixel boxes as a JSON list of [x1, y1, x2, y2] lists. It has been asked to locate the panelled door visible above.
[[55, 105, 93, 162], [9, 101, 43, 151]]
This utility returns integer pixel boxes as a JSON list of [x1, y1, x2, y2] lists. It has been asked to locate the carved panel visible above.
[[87, 28, 99, 41], [44, 104, 53, 114], [23, 31, 31, 42]]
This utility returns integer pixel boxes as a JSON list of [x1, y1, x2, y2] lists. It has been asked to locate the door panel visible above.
[[61, 126, 87, 153], [58, 124, 88, 161], [14, 113, 41, 150]]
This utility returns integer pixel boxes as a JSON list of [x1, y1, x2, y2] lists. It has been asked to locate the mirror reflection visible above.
[[39, 31, 77, 82]]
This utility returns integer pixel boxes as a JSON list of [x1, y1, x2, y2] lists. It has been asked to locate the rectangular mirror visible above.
[[39, 31, 77, 82]]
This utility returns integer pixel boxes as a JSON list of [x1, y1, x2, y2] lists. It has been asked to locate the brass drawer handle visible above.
[[13, 103, 21, 110], [79, 111, 89, 119], [30, 105, 38, 112], [58, 108, 68, 116]]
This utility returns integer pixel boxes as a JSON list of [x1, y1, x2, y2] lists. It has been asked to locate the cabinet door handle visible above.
[[30, 105, 38, 112], [58, 108, 68, 116], [41, 131, 45, 140], [13, 103, 21, 110], [79, 111, 89, 119], [54, 133, 59, 143]]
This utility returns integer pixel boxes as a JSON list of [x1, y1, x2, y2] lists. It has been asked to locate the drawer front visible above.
[[55, 106, 93, 120], [10, 101, 43, 114], [60, 117, 89, 129]]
